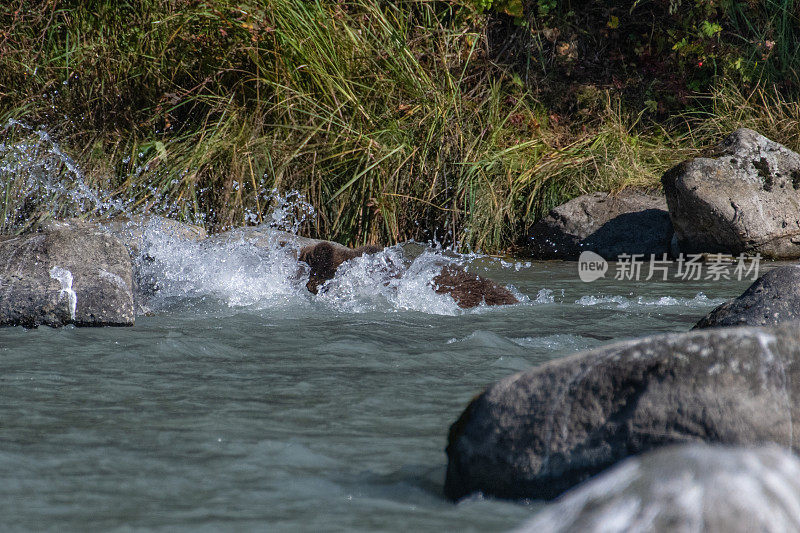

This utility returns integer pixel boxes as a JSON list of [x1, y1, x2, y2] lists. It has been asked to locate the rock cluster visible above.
[[526, 190, 673, 260], [528, 128, 800, 261], [446, 128, 800, 531]]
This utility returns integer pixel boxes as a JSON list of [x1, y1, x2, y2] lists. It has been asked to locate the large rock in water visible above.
[[662, 128, 800, 258], [695, 265, 800, 329], [525, 190, 673, 260], [0, 220, 134, 327], [515, 444, 800, 533], [444, 322, 800, 501]]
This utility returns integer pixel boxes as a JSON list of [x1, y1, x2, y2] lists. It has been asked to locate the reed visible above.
[[1, 0, 797, 251]]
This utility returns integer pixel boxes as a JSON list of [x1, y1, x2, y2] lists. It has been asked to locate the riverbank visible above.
[[2, 0, 799, 252]]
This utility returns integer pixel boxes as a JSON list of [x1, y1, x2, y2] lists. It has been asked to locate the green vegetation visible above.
[[1, 0, 798, 252]]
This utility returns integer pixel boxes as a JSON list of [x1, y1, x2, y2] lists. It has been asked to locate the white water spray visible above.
[[49, 266, 77, 320], [2, 120, 527, 315], [1, 119, 128, 230]]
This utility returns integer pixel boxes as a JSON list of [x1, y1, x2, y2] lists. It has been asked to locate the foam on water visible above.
[[575, 292, 725, 310], [316, 249, 462, 315], [134, 226, 527, 316], [533, 288, 557, 303]]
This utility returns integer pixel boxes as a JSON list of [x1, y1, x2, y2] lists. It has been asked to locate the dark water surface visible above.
[[0, 252, 769, 531]]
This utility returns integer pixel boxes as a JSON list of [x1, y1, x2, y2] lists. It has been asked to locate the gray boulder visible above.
[[98, 215, 207, 256], [515, 444, 800, 533], [0, 220, 134, 327], [206, 224, 343, 255], [695, 265, 800, 329], [526, 190, 673, 260], [662, 128, 800, 258], [444, 322, 800, 501]]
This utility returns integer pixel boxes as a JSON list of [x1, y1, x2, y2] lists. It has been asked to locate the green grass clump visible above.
[[0, 0, 797, 252]]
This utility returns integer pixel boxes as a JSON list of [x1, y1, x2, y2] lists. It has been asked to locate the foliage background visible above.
[[1, 0, 798, 252]]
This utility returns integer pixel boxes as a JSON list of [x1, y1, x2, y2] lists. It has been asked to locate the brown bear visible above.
[[432, 265, 519, 308], [297, 241, 519, 308], [298, 242, 382, 294]]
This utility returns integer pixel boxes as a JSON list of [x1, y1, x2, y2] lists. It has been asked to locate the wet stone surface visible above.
[[0, 220, 134, 327]]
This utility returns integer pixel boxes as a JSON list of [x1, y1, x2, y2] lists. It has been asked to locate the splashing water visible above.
[[133, 220, 308, 310], [261, 189, 316, 234], [316, 248, 464, 315], [0, 120, 526, 316], [0, 120, 129, 230], [575, 292, 725, 310], [49, 265, 77, 320], [131, 222, 526, 316]]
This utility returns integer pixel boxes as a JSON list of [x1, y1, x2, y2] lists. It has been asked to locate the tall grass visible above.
[[0, 0, 797, 251], [724, 0, 800, 88], [690, 82, 800, 151]]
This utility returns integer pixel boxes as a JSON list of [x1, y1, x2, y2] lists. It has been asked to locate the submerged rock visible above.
[[662, 128, 800, 258], [525, 190, 673, 260], [695, 265, 800, 329], [0, 220, 134, 327], [515, 444, 800, 533], [444, 322, 800, 501]]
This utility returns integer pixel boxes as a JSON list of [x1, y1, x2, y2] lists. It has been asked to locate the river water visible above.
[[0, 228, 772, 531]]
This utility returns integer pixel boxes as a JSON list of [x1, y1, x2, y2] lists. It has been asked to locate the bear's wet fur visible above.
[[298, 241, 519, 308], [298, 242, 382, 294], [432, 265, 518, 308]]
